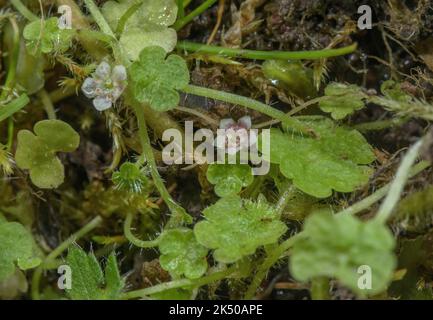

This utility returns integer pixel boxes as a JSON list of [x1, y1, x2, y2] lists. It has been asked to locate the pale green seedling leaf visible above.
[[23, 17, 75, 54], [119, 27, 177, 61], [159, 228, 208, 279], [319, 82, 367, 120], [260, 116, 375, 198], [290, 210, 396, 296], [33, 120, 80, 152], [17, 257, 42, 270], [129, 46, 190, 111], [66, 246, 124, 300], [15, 120, 80, 189], [206, 164, 253, 197], [194, 196, 287, 263], [102, 0, 178, 60], [0, 221, 40, 281]]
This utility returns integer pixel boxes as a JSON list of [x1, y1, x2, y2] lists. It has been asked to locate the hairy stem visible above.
[[183, 85, 314, 136], [174, 106, 219, 127], [253, 97, 327, 129], [375, 139, 425, 224], [116, 0, 143, 35], [83, 0, 115, 38], [338, 161, 430, 216], [352, 117, 408, 132], [244, 234, 301, 299], [275, 181, 296, 216], [122, 264, 237, 299], [38, 90, 56, 120], [177, 41, 357, 60], [174, 0, 218, 31], [10, 0, 39, 21], [134, 104, 192, 227], [123, 212, 160, 248]]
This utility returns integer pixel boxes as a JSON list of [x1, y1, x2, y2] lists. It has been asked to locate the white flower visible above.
[[81, 62, 127, 111], [216, 116, 258, 155]]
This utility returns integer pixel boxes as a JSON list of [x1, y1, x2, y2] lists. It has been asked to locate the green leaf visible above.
[[194, 196, 287, 263], [66, 246, 124, 300], [206, 164, 253, 197], [290, 211, 396, 296], [380, 80, 412, 103], [260, 116, 375, 198], [319, 82, 367, 120], [17, 257, 42, 270], [158, 228, 208, 279], [23, 17, 75, 54], [15, 120, 80, 189], [0, 94, 30, 122], [102, 0, 178, 60], [33, 120, 81, 152], [0, 221, 40, 281], [104, 253, 124, 299], [129, 46, 190, 111]]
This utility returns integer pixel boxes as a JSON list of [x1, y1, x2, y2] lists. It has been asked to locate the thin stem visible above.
[[206, 0, 225, 44], [0, 17, 20, 102], [10, 0, 39, 21], [133, 104, 192, 227], [352, 117, 408, 132], [174, 0, 218, 31], [6, 118, 14, 151], [116, 0, 143, 35], [275, 181, 295, 215], [244, 234, 301, 299], [174, 106, 219, 127], [122, 264, 237, 299], [375, 139, 424, 224], [123, 212, 160, 248], [177, 41, 357, 60], [38, 90, 56, 120], [176, 0, 185, 19], [49, 86, 76, 104], [183, 85, 314, 136], [337, 160, 430, 216], [311, 277, 330, 300], [253, 97, 327, 129], [83, 0, 116, 38], [31, 216, 103, 300]]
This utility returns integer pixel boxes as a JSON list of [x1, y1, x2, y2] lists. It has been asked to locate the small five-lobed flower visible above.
[[81, 61, 127, 111], [216, 116, 258, 155]]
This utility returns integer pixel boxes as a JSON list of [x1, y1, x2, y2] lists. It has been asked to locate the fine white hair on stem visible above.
[[375, 138, 425, 224]]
